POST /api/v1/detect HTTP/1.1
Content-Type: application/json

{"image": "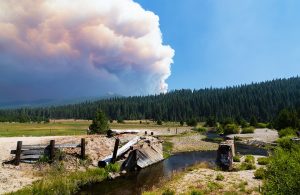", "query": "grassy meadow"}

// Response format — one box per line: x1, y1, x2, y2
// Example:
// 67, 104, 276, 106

0, 120, 183, 137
